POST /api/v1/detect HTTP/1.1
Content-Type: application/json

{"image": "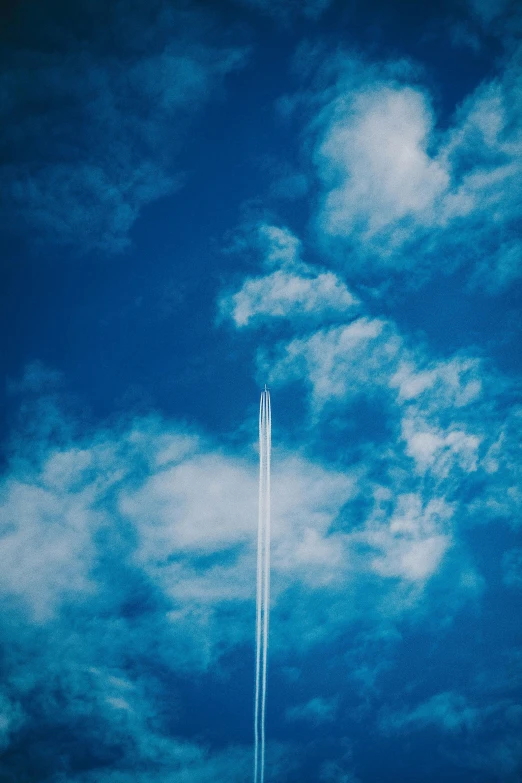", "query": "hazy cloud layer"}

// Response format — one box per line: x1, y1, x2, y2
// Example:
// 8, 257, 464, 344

0, 0, 245, 254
